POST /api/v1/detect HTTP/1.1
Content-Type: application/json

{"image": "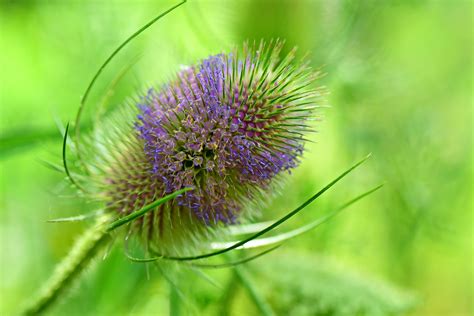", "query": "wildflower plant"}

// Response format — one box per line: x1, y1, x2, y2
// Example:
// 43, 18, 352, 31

23, 1, 381, 314
87, 41, 325, 257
